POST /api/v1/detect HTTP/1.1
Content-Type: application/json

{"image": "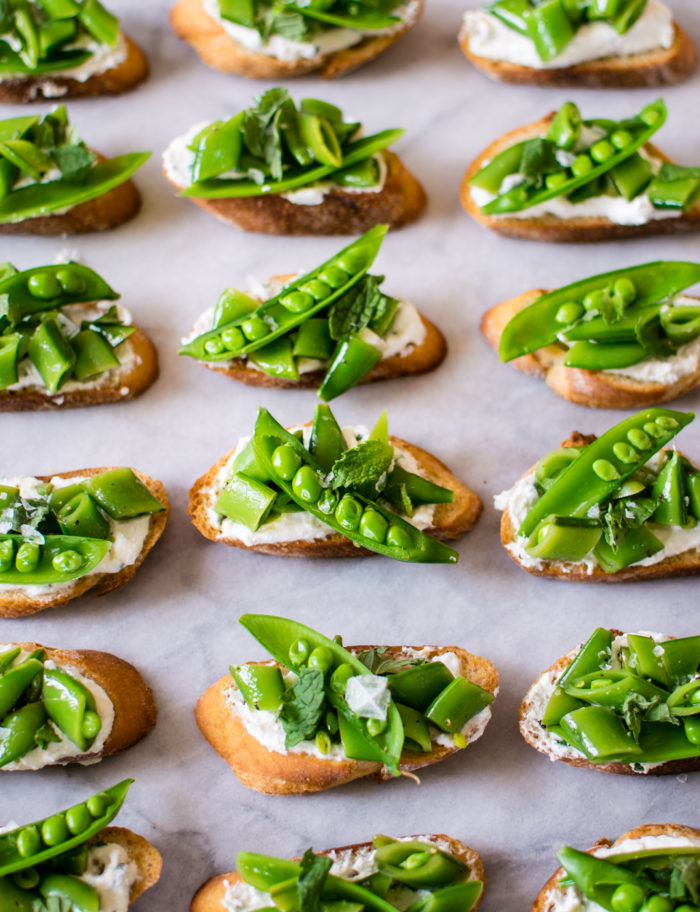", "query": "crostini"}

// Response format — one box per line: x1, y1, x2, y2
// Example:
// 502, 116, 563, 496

192, 834, 484, 912
482, 261, 700, 409
197, 613, 497, 794
0, 467, 169, 617
163, 87, 425, 235
0, 1, 148, 104
460, 0, 697, 88
461, 99, 700, 243
0, 105, 148, 235
534, 824, 700, 912
180, 226, 445, 398
0, 642, 156, 770
189, 404, 481, 563
495, 408, 700, 581
0, 260, 158, 410
171, 0, 423, 80
521, 627, 700, 776
0, 780, 161, 911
